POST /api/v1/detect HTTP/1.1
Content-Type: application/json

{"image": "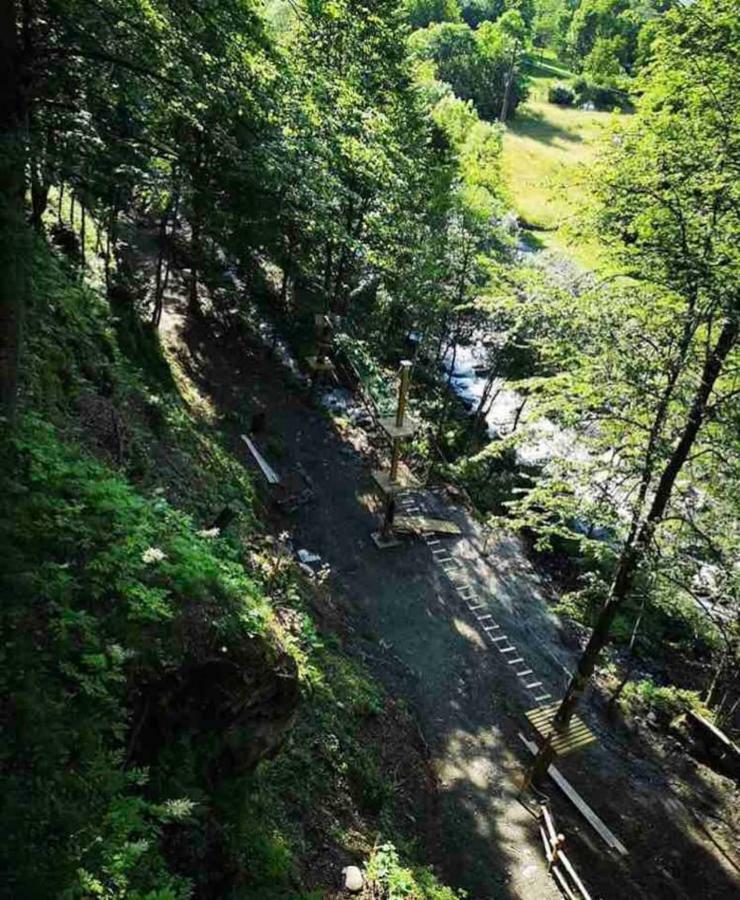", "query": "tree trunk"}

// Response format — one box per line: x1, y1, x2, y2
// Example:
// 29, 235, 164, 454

500, 43, 519, 124
608, 593, 647, 712
467, 363, 499, 447
323, 239, 333, 311
23, 0, 45, 234
510, 396, 527, 433
553, 316, 738, 729
152, 207, 169, 327
80, 203, 86, 268
105, 204, 118, 290
158, 186, 180, 319
30, 155, 47, 232
189, 212, 201, 317
0, 0, 27, 420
